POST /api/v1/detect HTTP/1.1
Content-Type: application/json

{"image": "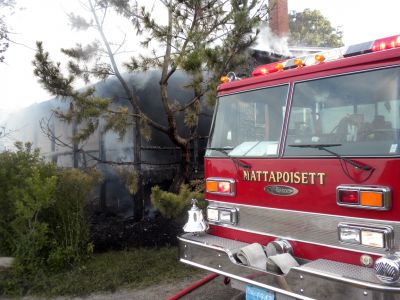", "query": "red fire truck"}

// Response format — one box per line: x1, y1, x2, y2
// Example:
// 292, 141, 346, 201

179, 35, 400, 300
